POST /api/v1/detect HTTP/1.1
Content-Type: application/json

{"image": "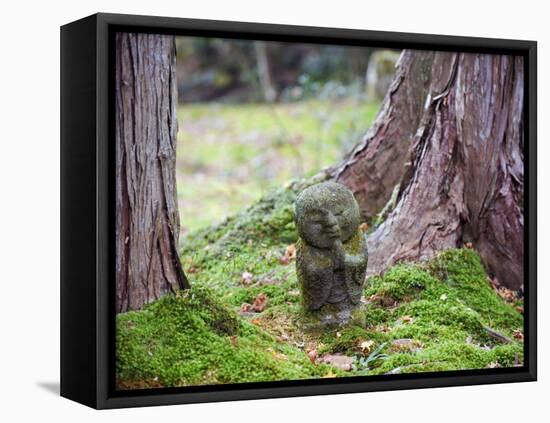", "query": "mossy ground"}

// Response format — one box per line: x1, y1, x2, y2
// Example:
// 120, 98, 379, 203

116, 181, 524, 389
